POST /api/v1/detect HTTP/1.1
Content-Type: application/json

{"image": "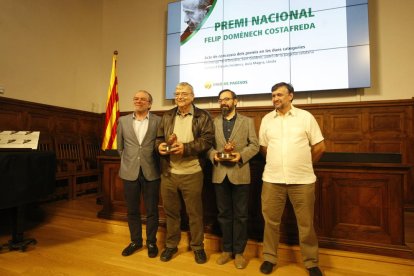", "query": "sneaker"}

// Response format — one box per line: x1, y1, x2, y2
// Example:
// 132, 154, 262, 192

216, 252, 232, 265
234, 254, 247, 269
